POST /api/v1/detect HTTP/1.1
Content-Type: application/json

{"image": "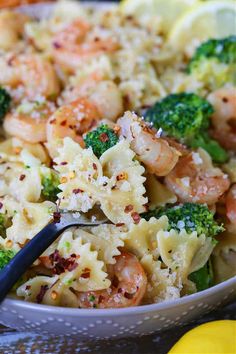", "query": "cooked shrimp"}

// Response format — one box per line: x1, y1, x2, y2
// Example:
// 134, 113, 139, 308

118, 112, 180, 176
76, 252, 147, 308
165, 149, 230, 204
46, 97, 101, 157
62, 74, 123, 121
0, 54, 60, 101
0, 11, 28, 51
208, 87, 236, 152
226, 184, 236, 225
4, 100, 55, 143
52, 19, 118, 72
